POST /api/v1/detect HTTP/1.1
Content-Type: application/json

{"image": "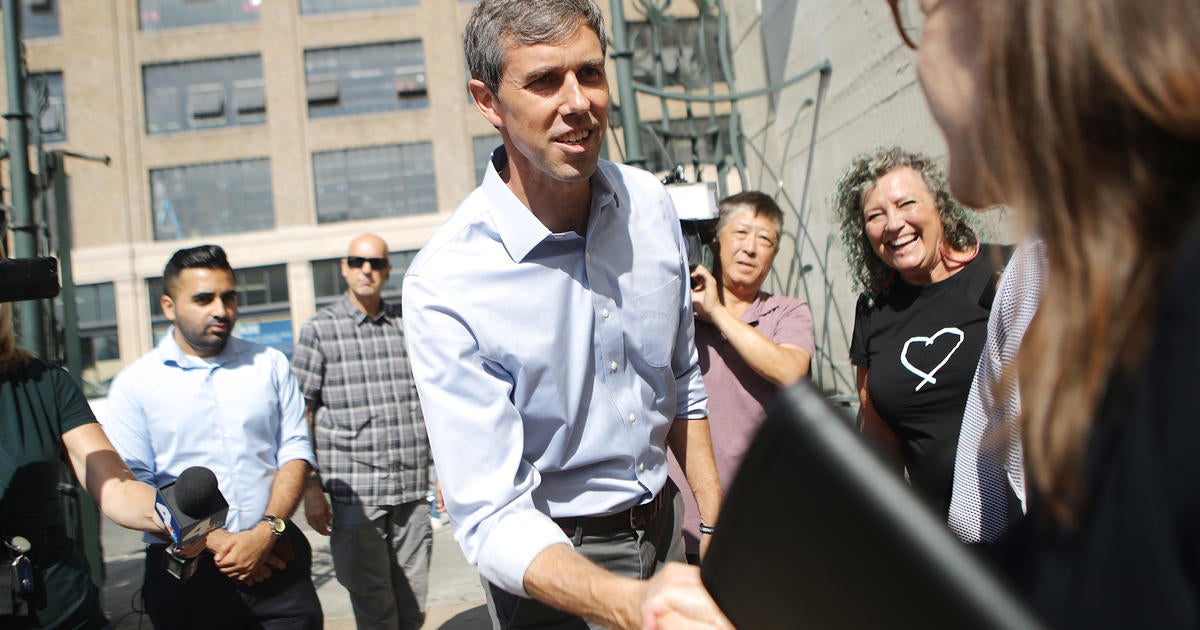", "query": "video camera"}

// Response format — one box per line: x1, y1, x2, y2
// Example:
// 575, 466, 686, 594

664, 176, 720, 273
